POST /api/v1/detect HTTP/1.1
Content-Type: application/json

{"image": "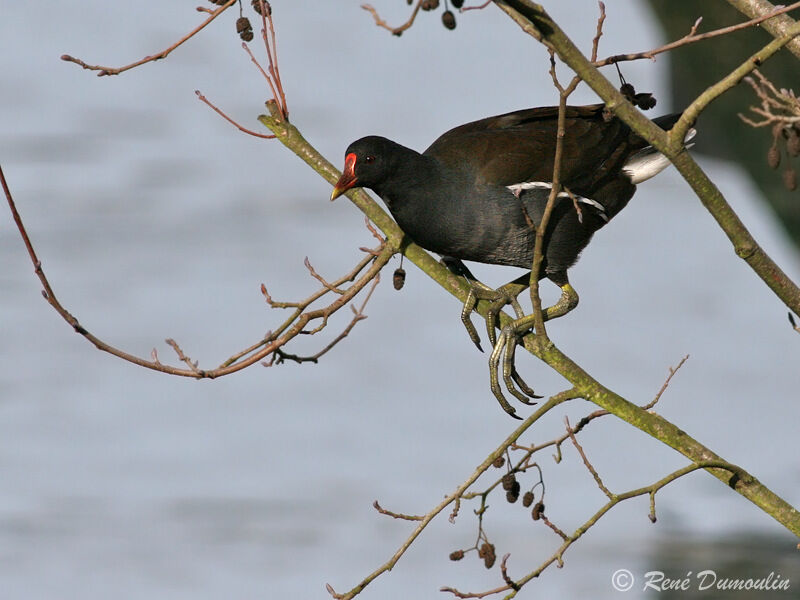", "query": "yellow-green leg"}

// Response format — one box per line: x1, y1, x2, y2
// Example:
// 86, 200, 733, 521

489, 281, 579, 417
460, 273, 530, 352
